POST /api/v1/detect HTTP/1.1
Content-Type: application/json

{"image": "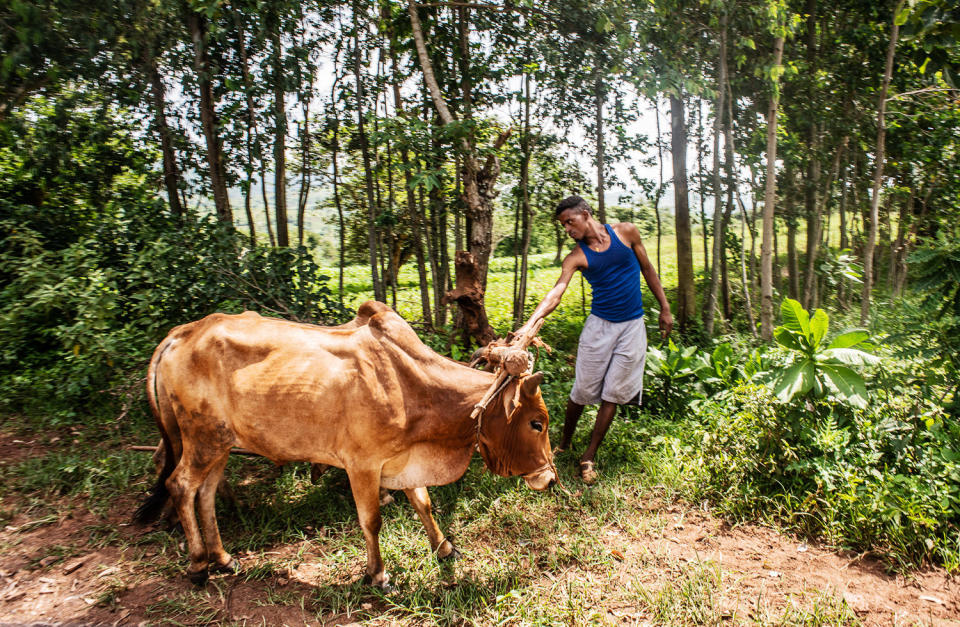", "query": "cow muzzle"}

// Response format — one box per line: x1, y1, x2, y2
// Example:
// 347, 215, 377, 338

522, 462, 558, 491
